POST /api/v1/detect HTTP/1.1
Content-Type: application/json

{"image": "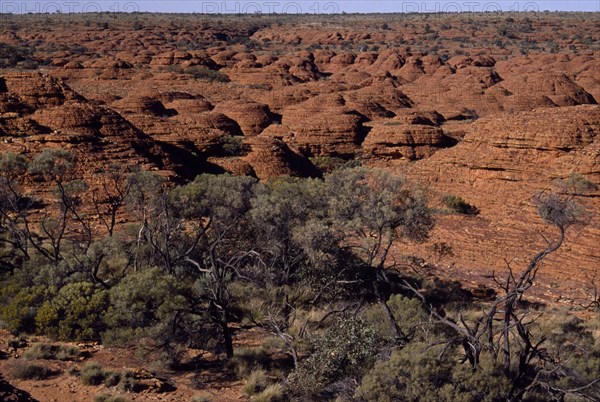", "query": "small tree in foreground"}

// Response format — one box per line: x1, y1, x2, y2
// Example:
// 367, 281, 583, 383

325, 168, 434, 344
400, 192, 597, 400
